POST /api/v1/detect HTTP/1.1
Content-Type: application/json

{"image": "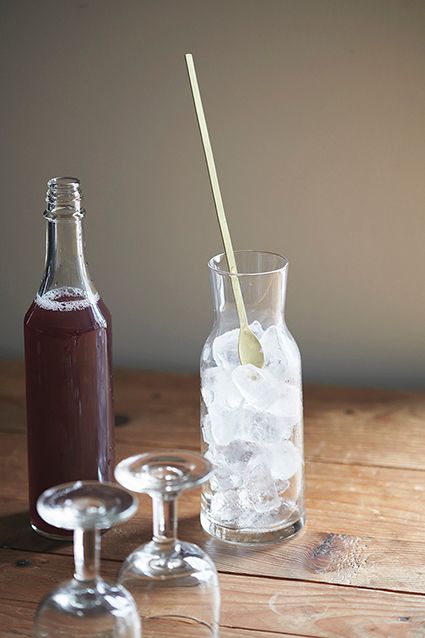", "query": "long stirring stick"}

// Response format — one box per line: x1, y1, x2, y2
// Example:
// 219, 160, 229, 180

185, 53, 264, 368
